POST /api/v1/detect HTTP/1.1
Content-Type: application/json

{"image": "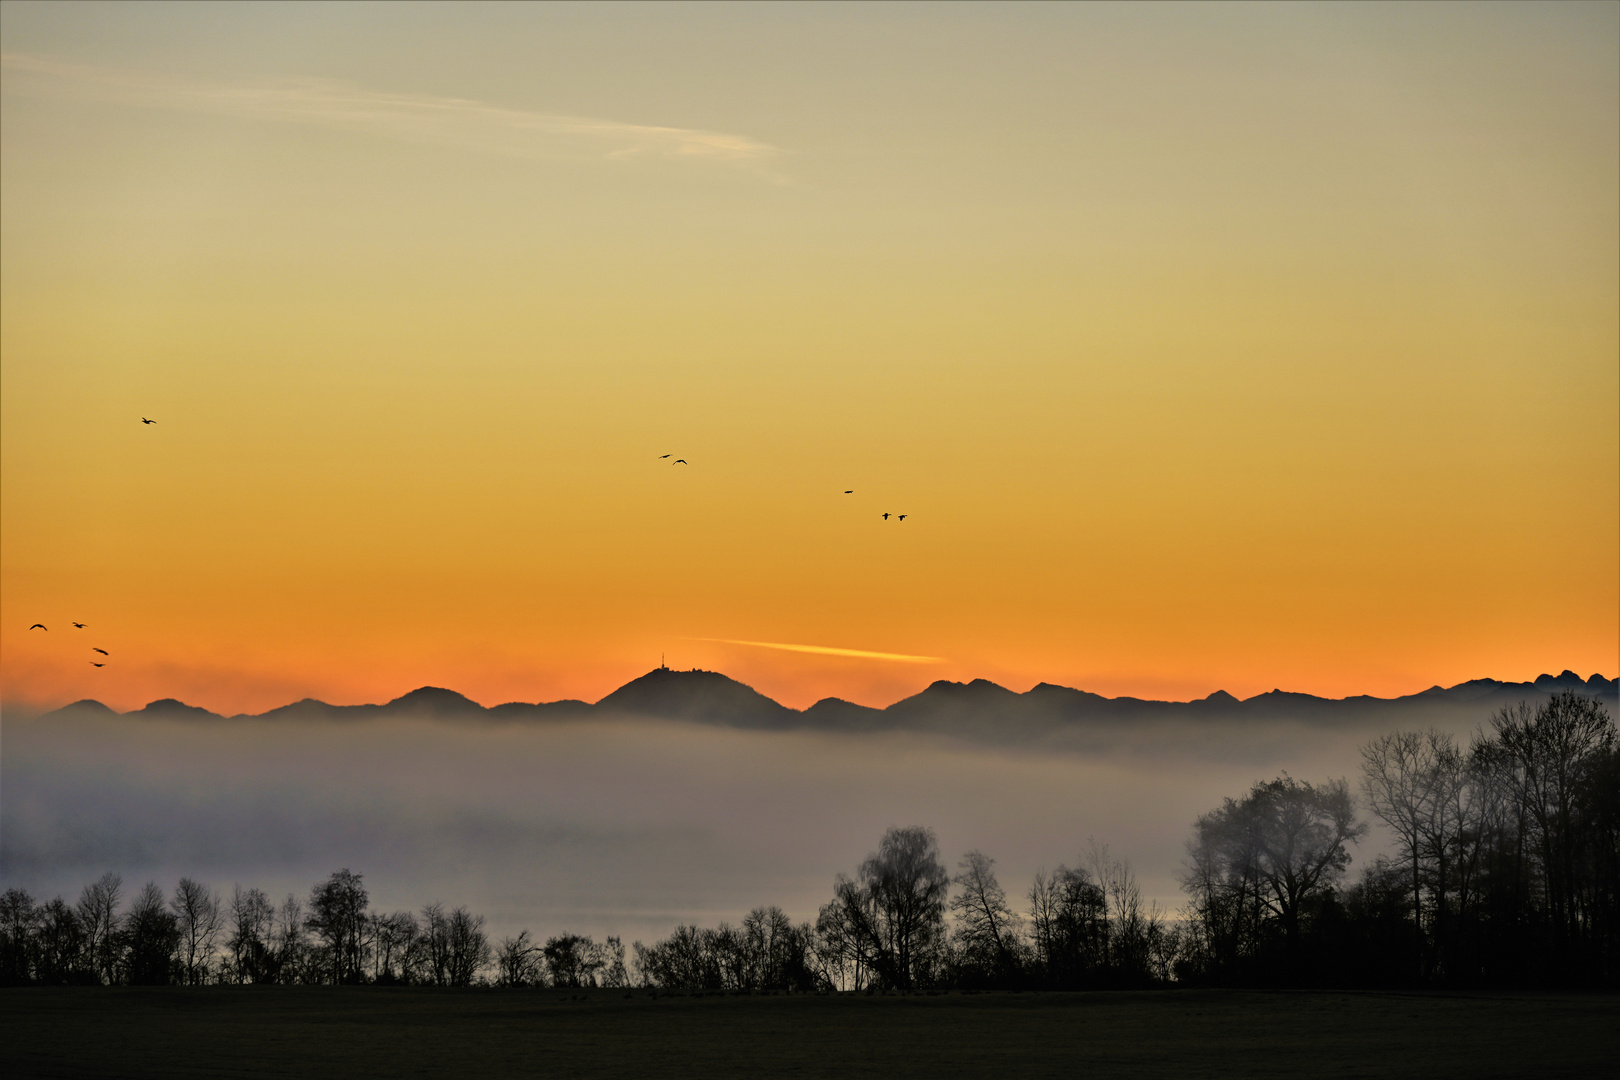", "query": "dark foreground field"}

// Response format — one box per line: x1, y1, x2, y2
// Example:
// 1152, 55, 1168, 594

2, 987, 1615, 1079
